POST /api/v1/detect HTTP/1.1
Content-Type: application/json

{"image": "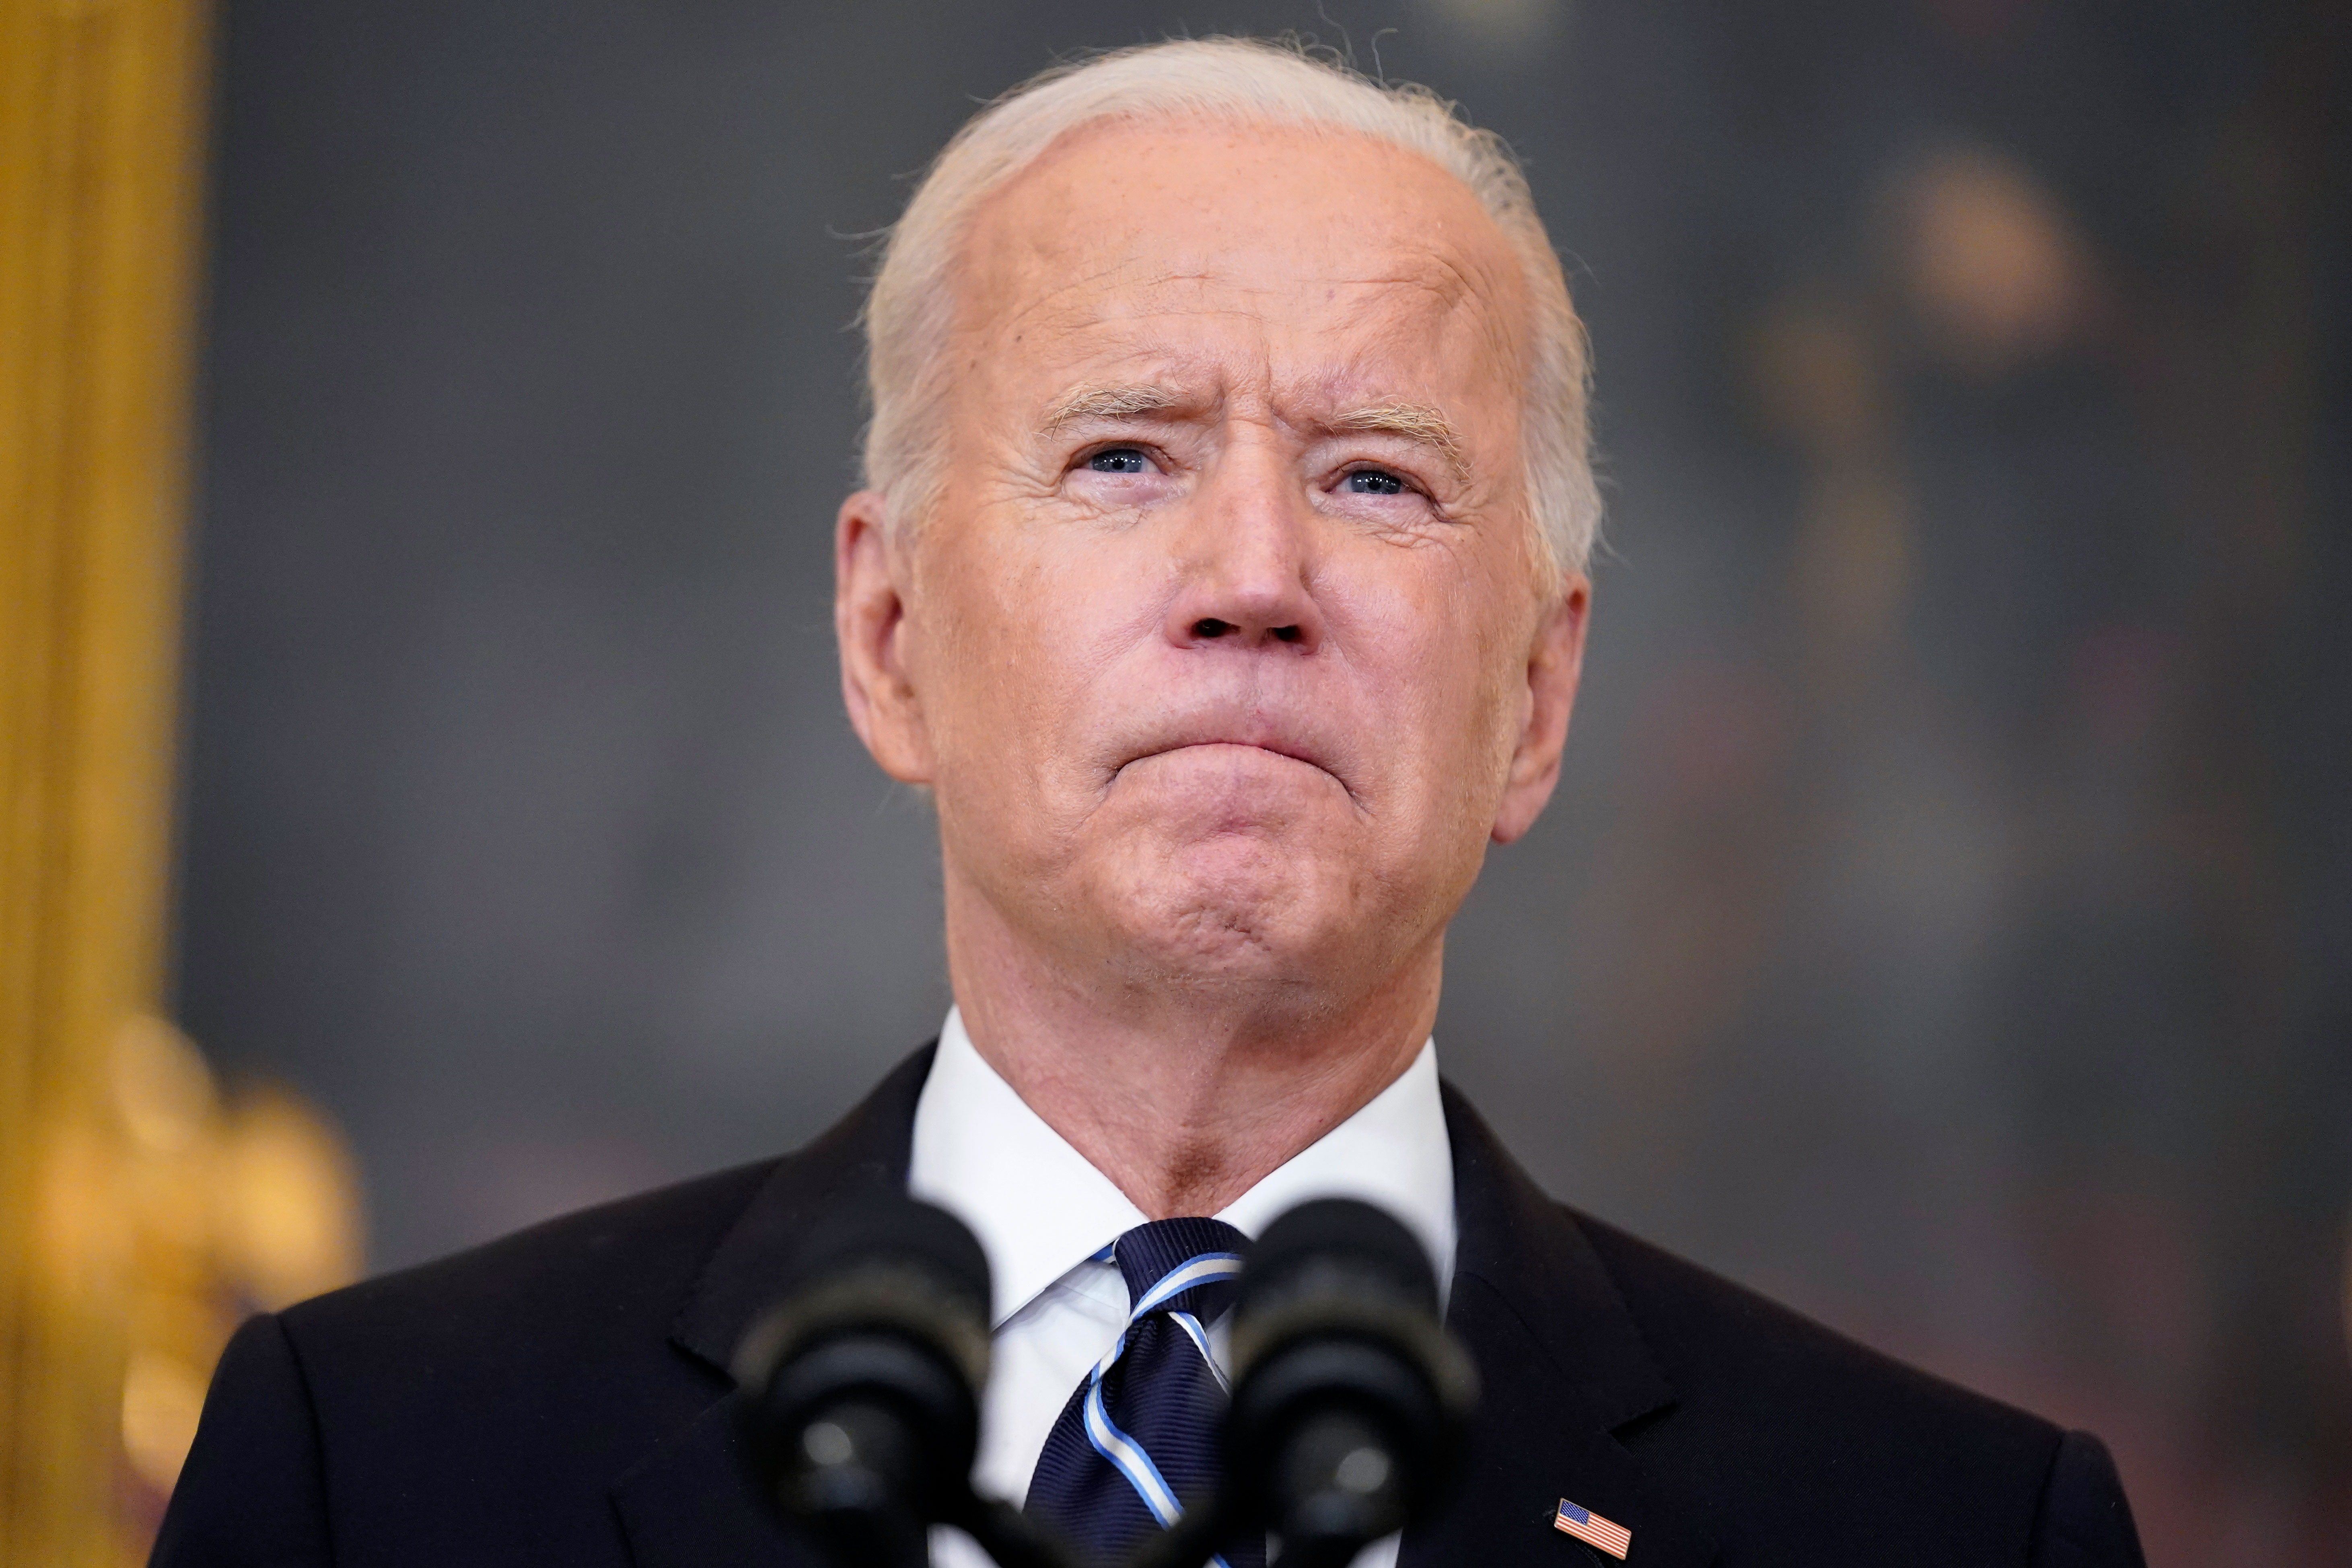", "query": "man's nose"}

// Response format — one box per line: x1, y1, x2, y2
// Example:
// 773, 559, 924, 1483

1162, 449, 1325, 655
